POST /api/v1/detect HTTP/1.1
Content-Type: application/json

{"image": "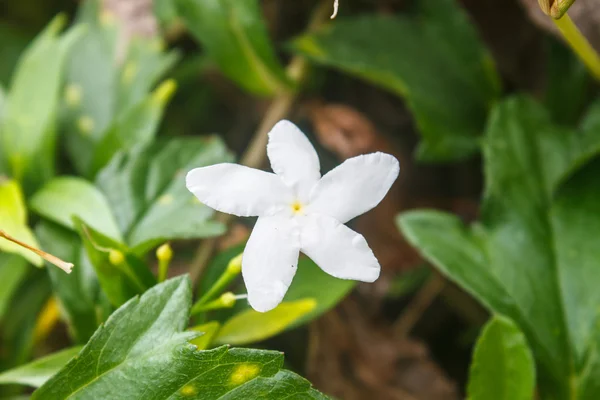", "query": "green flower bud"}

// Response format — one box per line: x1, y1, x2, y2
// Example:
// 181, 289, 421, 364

538, 0, 576, 19
156, 243, 173, 263
220, 292, 236, 308
108, 249, 125, 266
